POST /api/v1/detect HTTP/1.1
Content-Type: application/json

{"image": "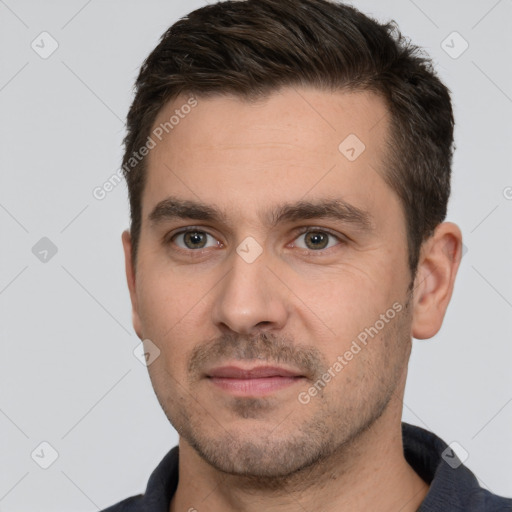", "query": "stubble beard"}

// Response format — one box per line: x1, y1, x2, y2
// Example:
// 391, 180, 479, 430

151, 299, 413, 489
